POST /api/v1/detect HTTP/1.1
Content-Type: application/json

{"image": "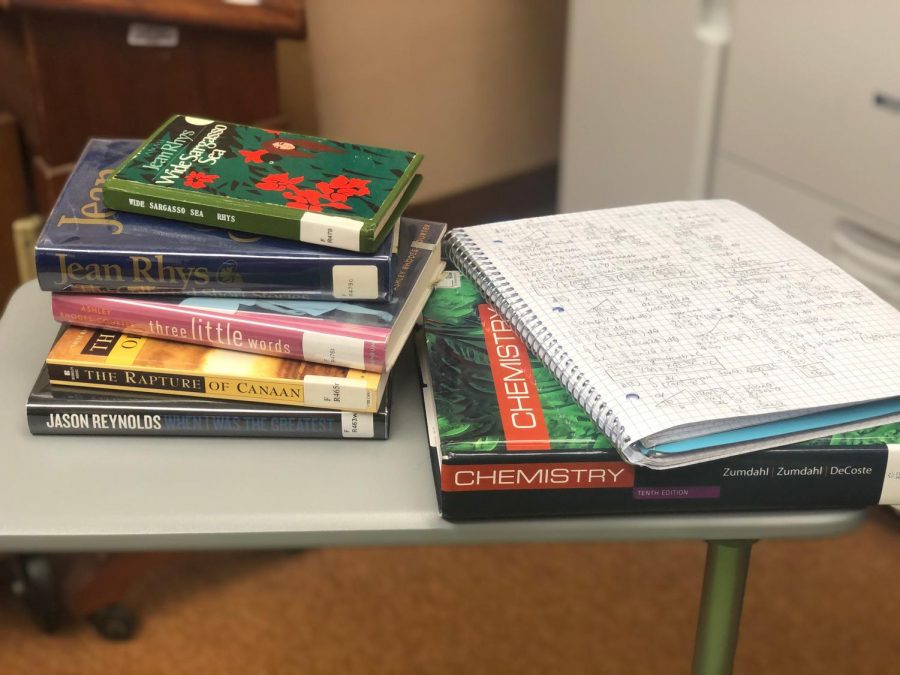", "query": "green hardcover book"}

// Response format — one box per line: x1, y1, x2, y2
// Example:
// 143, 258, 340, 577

419, 270, 900, 520
102, 115, 423, 252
